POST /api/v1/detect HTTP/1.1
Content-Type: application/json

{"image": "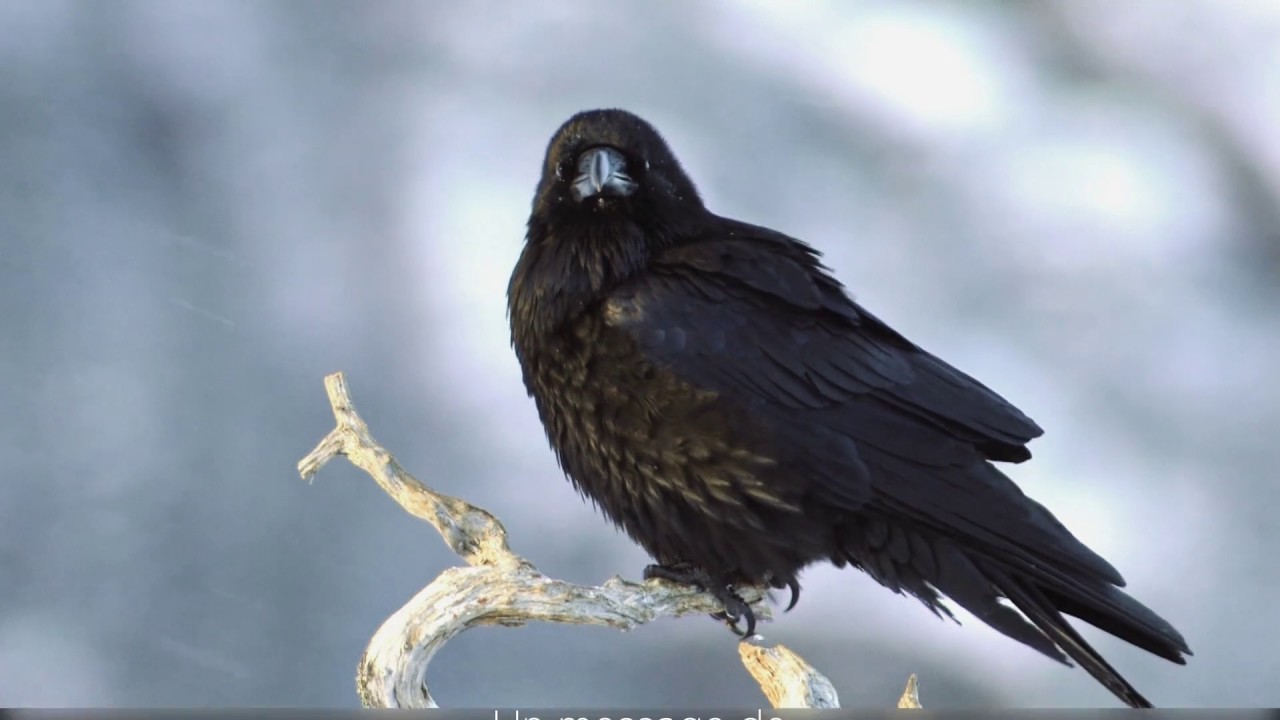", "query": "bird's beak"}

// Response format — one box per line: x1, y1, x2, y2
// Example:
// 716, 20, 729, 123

571, 146, 636, 202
